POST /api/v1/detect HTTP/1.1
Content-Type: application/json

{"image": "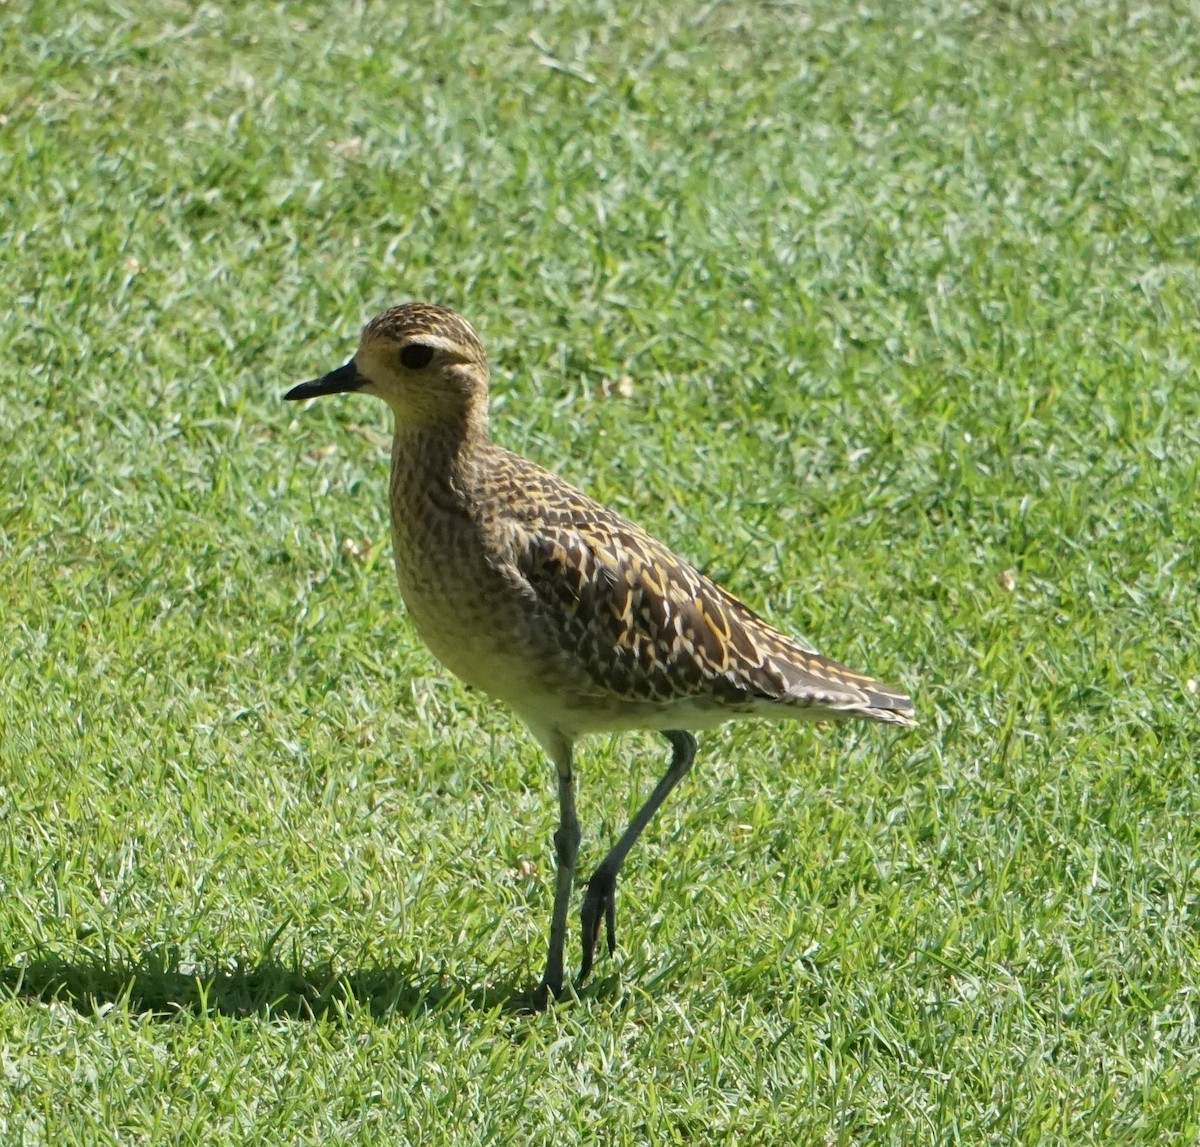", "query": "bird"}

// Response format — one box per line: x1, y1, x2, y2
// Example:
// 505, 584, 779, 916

284, 302, 914, 1003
